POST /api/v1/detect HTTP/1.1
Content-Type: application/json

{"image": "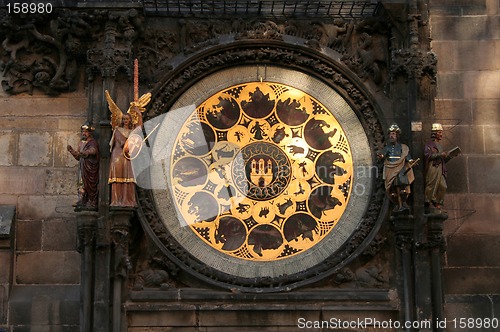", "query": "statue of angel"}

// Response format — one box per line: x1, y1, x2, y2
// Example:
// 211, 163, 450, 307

105, 90, 151, 207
